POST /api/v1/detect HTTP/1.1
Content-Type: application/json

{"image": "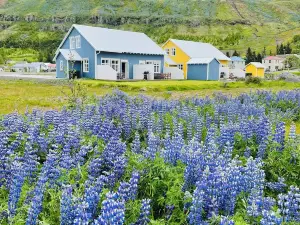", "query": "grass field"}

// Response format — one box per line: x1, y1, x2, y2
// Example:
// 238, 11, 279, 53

1, 79, 300, 115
